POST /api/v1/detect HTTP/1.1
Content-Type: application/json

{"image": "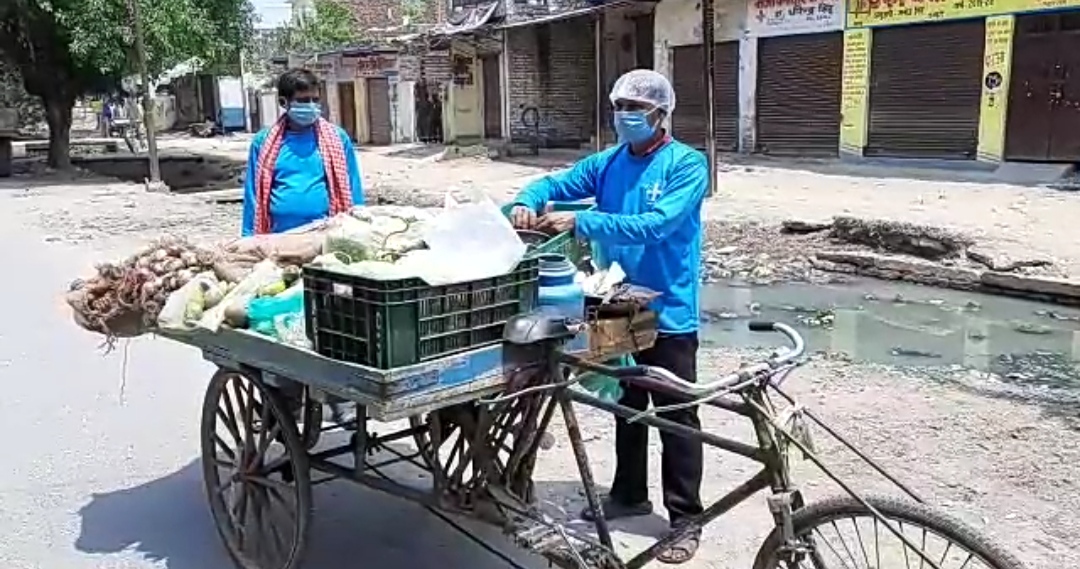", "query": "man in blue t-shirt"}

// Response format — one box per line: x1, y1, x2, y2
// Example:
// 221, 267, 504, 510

509, 69, 708, 564
241, 68, 364, 425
